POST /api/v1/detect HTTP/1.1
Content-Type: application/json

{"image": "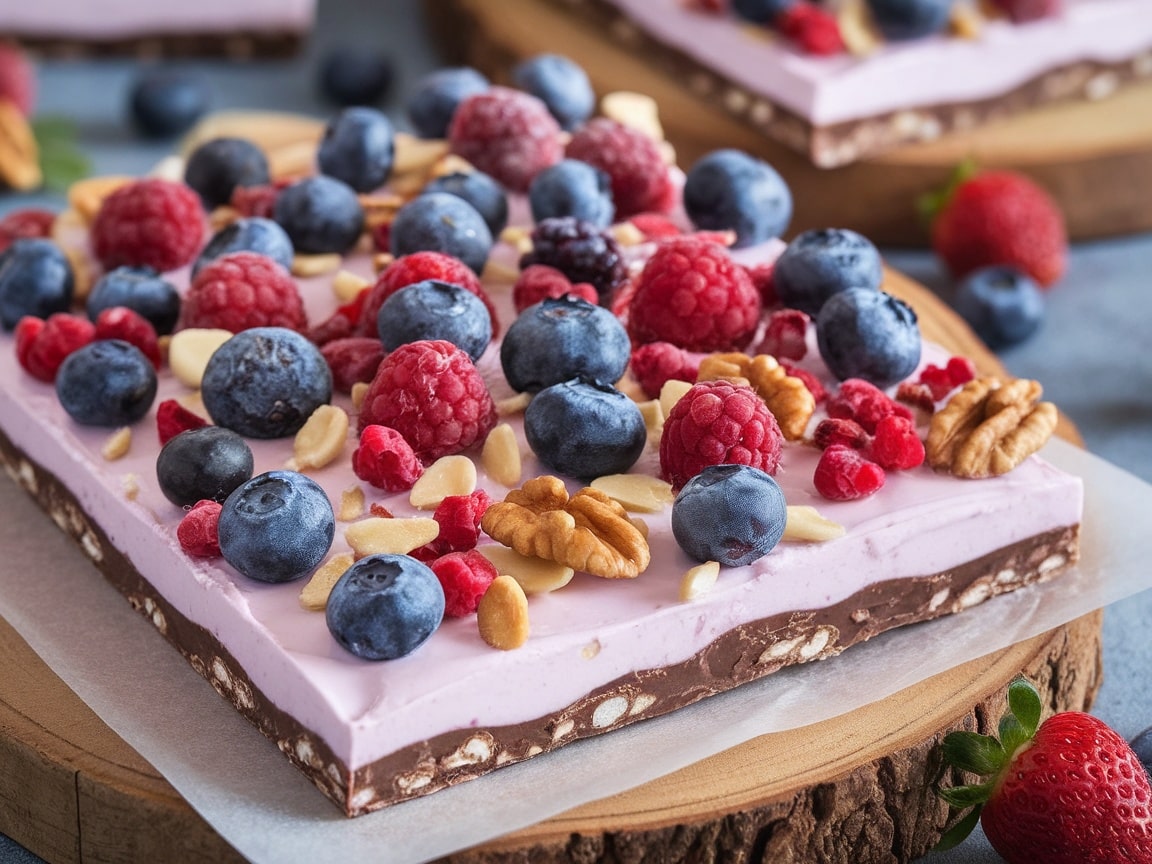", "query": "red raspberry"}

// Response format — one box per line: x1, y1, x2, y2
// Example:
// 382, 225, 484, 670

745, 262, 779, 309
813, 417, 870, 451
15, 314, 95, 382
565, 118, 673, 219
448, 87, 563, 194
371, 220, 392, 253
229, 183, 279, 219
358, 340, 497, 463
779, 360, 827, 404
907, 356, 978, 403
918, 363, 956, 402
0, 42, 36, 116
755, 309, 809, 361
512, 264, 598, 314
946, 355, 977, 387
429, 550, 498, 618
659, 380, 784, 490
628, 213, 682, 241
320, 337, 386, 393
0, 208, 55, 253
352, 425, 425, 492
358, 251, 497, 337
156, 399, 209, 445
412, 489, 494, 560
628, 238, 761, 352
776, 2, 846, 56
177, 500, 223, 558
629, 341, 699, 399
309, 288, 369, 346
94, 307, 161, 368
895, 381, 936, 414
813, 445, 885, 501
370, 503, 394, 519
91, 178, 205, 273
867, 415, 925, 471
181, 252, 306, 333
827, 378, 913, 434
